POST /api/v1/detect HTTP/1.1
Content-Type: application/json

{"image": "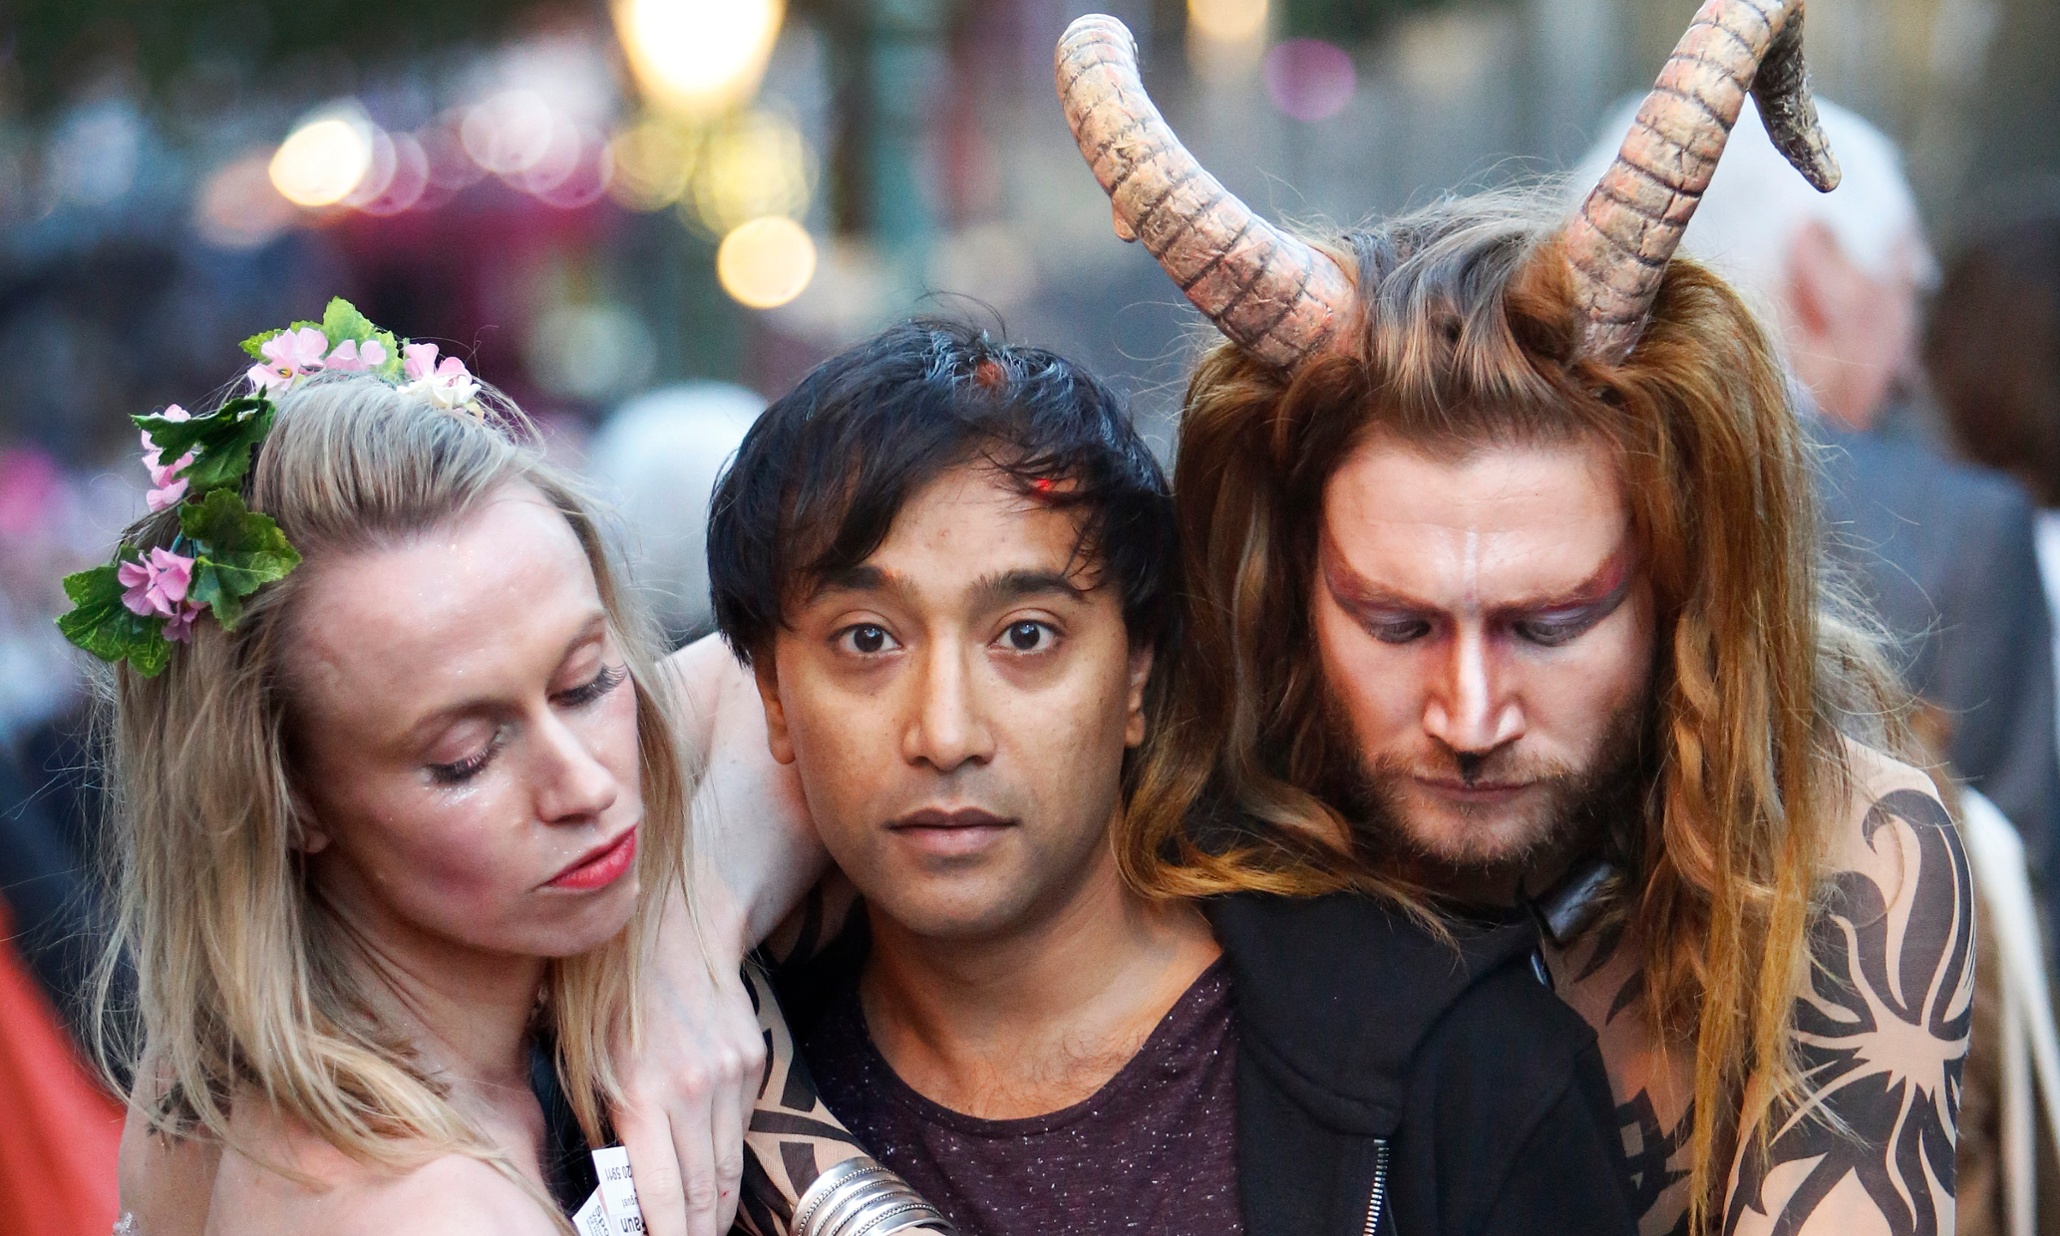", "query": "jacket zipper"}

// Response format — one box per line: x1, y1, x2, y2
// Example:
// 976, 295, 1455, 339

1363, 1139, 1390, 1236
